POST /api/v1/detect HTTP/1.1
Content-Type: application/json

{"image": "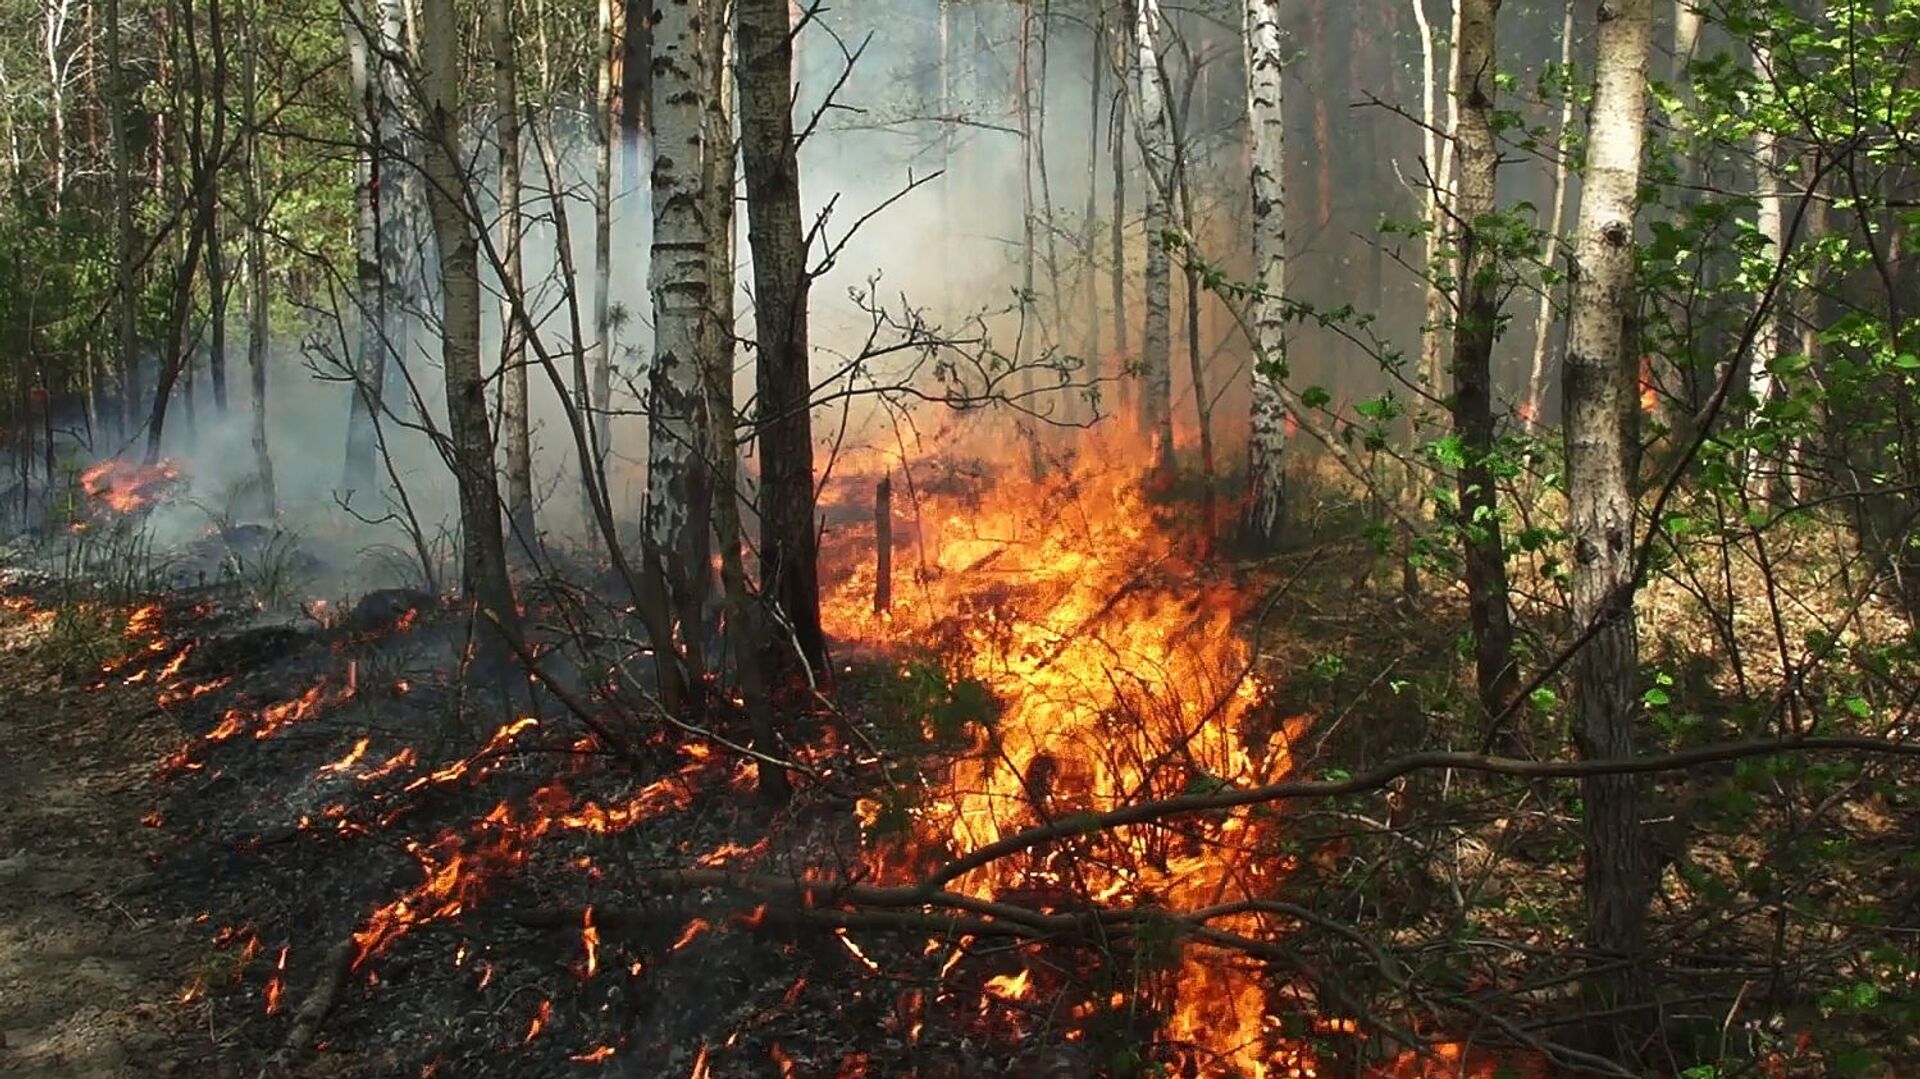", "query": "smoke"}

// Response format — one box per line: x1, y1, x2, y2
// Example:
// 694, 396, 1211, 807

20, 0, 1589, 586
